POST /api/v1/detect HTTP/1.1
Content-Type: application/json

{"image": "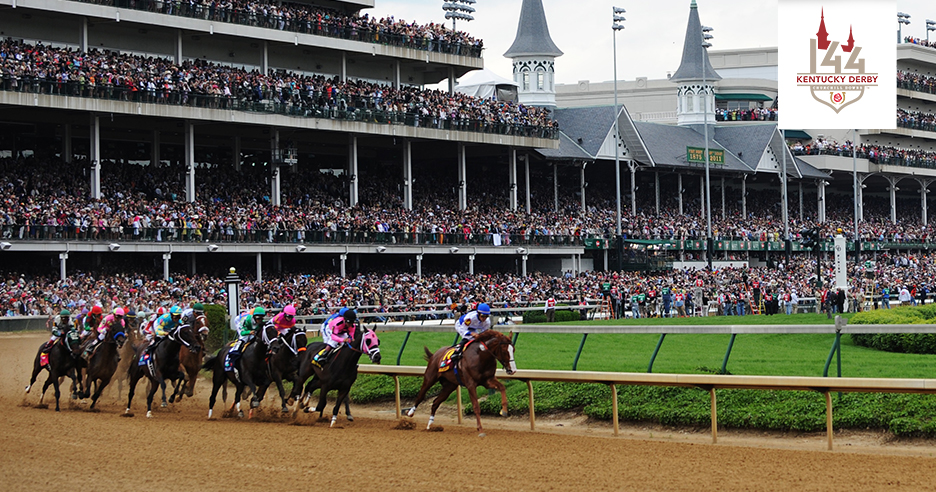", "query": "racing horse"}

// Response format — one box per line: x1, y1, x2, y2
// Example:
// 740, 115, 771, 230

293, 326, 381, 427
124, 322, 200, 418
24, 331, 83, 412
255, 327, 307, 414
166, 313, 210, 404
407, 330, 516, 436
202, 328, 274, 419
78, 321, 128, 411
